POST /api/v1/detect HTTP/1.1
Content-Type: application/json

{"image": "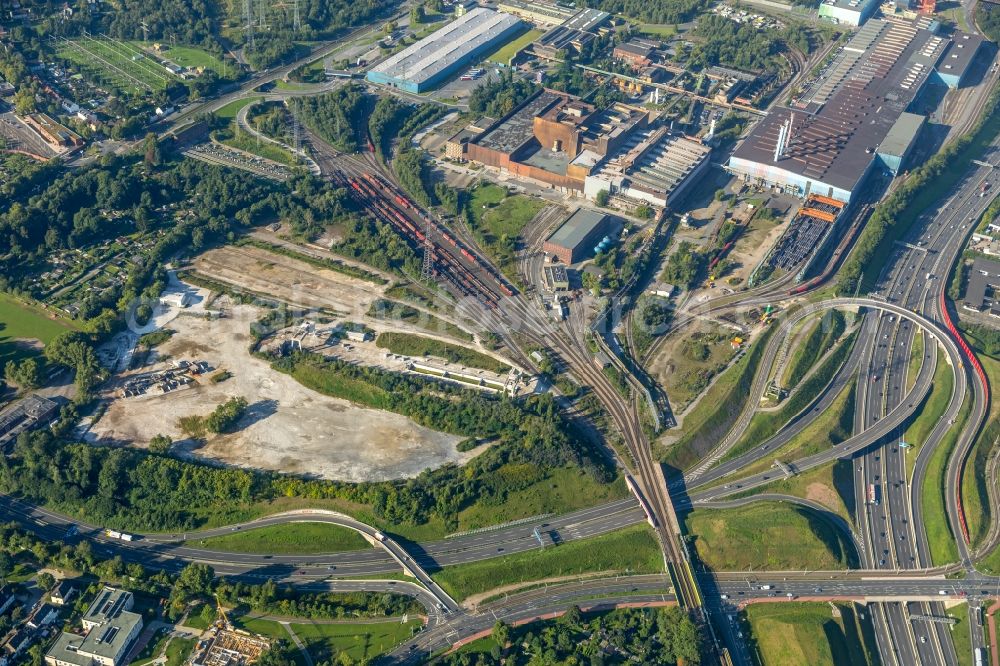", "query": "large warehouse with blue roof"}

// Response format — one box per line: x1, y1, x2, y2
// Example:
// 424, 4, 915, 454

366, 8, 525, 93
